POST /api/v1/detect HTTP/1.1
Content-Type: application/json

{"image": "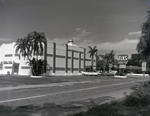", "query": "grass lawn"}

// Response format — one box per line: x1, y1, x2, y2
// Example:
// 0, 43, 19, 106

70, 80, 150, 116
70, 101, 150, 116
0, 75, 120, 87
0, 75, 150, 116
0, 95, 150, 116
